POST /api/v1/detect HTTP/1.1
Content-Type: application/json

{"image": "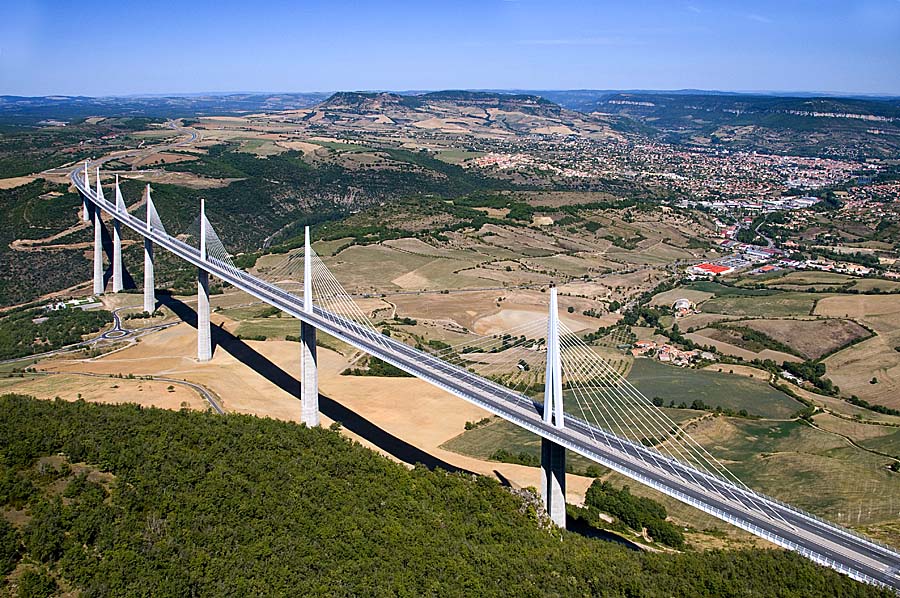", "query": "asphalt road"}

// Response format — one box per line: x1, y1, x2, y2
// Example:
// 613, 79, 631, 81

72, 166, 900, 590
10, 370, 223, 415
